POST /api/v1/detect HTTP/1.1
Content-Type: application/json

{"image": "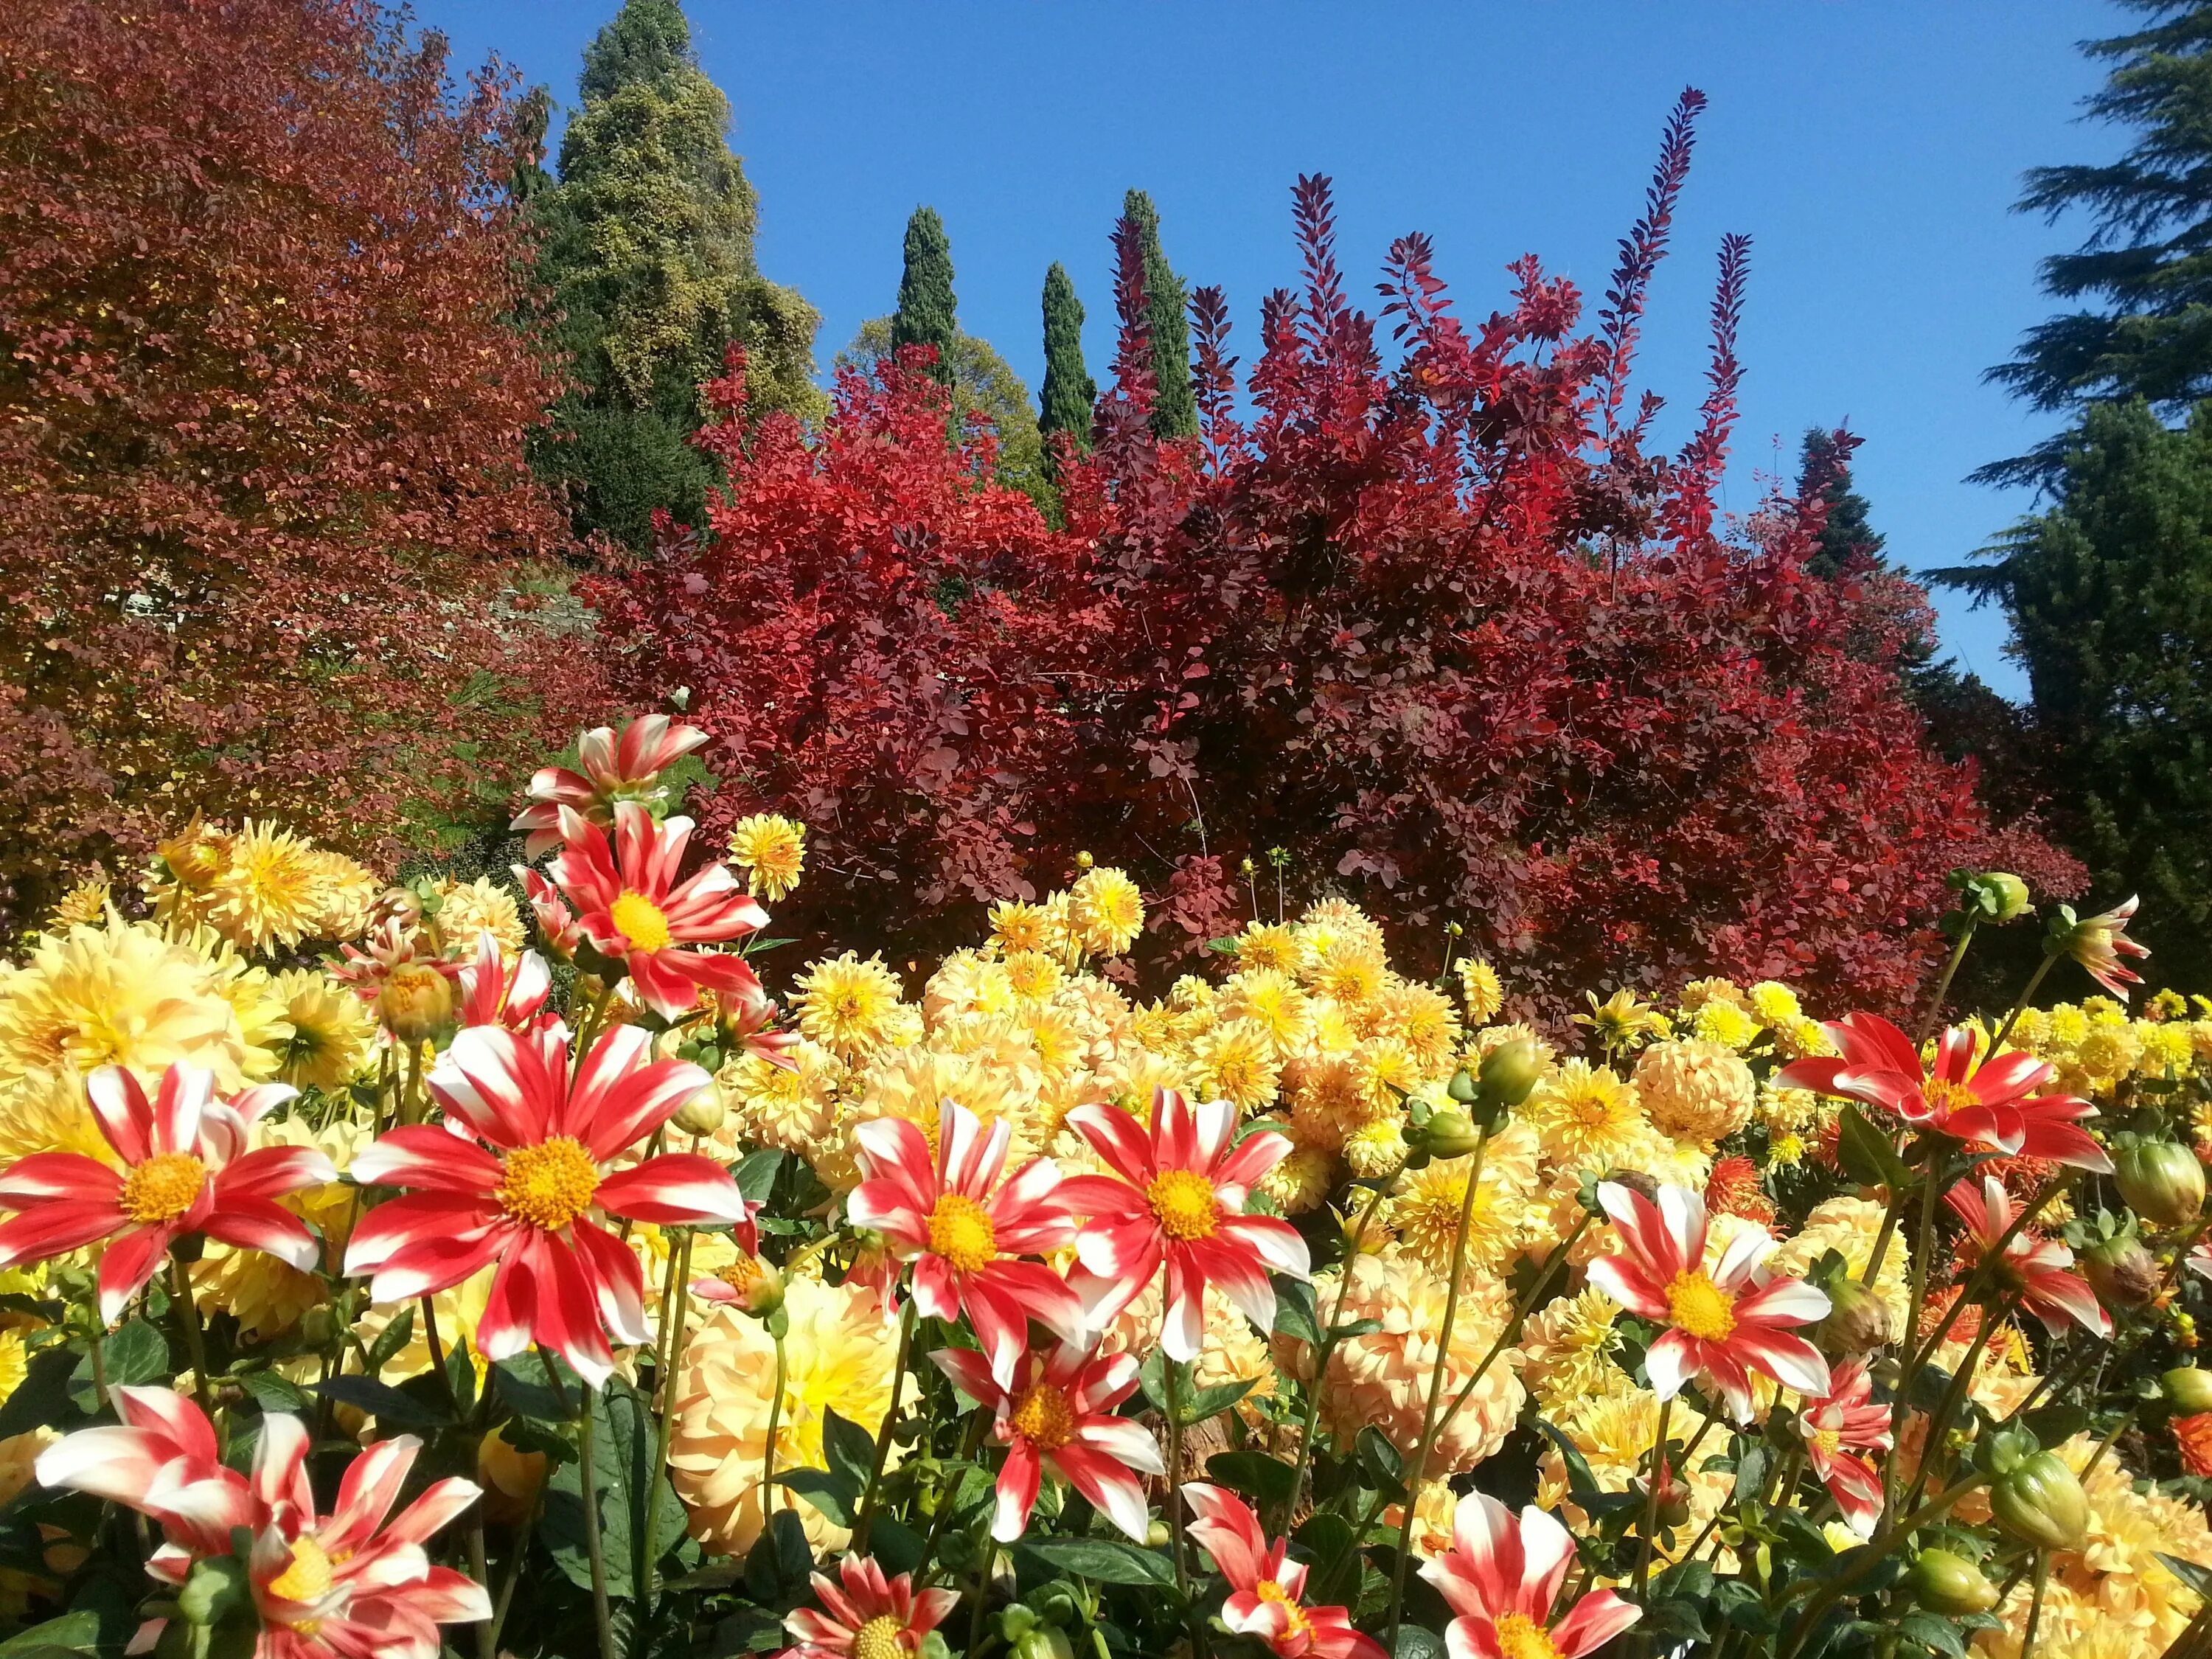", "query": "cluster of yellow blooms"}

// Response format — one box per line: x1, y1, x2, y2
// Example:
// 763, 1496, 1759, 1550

4, 808, 2212, 1659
